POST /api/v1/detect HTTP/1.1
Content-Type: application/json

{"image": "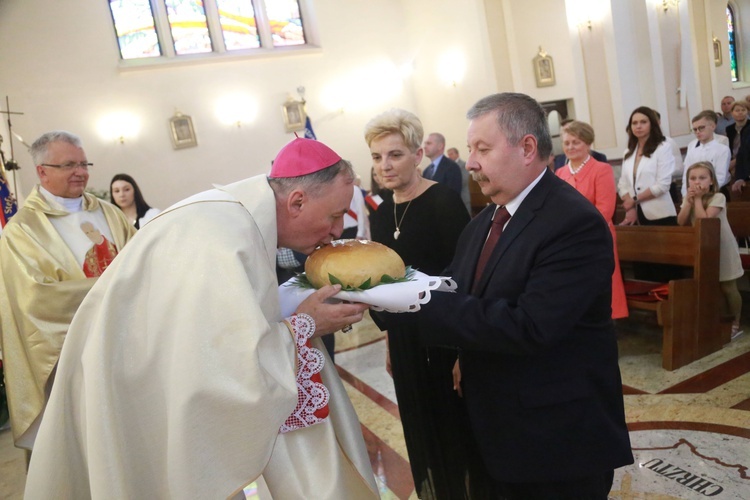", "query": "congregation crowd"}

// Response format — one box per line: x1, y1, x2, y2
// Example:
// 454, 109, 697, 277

0, 91, 747, 499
